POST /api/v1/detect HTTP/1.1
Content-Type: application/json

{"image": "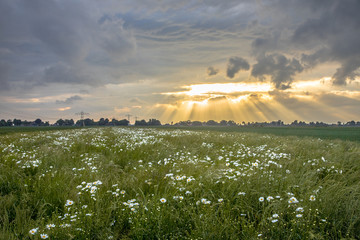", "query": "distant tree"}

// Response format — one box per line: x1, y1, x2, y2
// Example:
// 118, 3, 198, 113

148, 119, 161, 126
65, 119, 74, 126
206, 120, 218, 126
291, 120, 298, 126
7, 119, 13, 126
34, 118, 43, 126
176, 120, 191, 126
56, 119, 65, 126
220, 120, 228, 126
84, 118, 95, 126
111, 118, 119, 125
135, 119, 148, 126
0, 119, 6, 126
118, 119, 129, 126
98, 118, 109, 126
191, 121, 203, 126
13, 119, 22, 126
227, 120, 237, 126
346, 120, 355, 126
